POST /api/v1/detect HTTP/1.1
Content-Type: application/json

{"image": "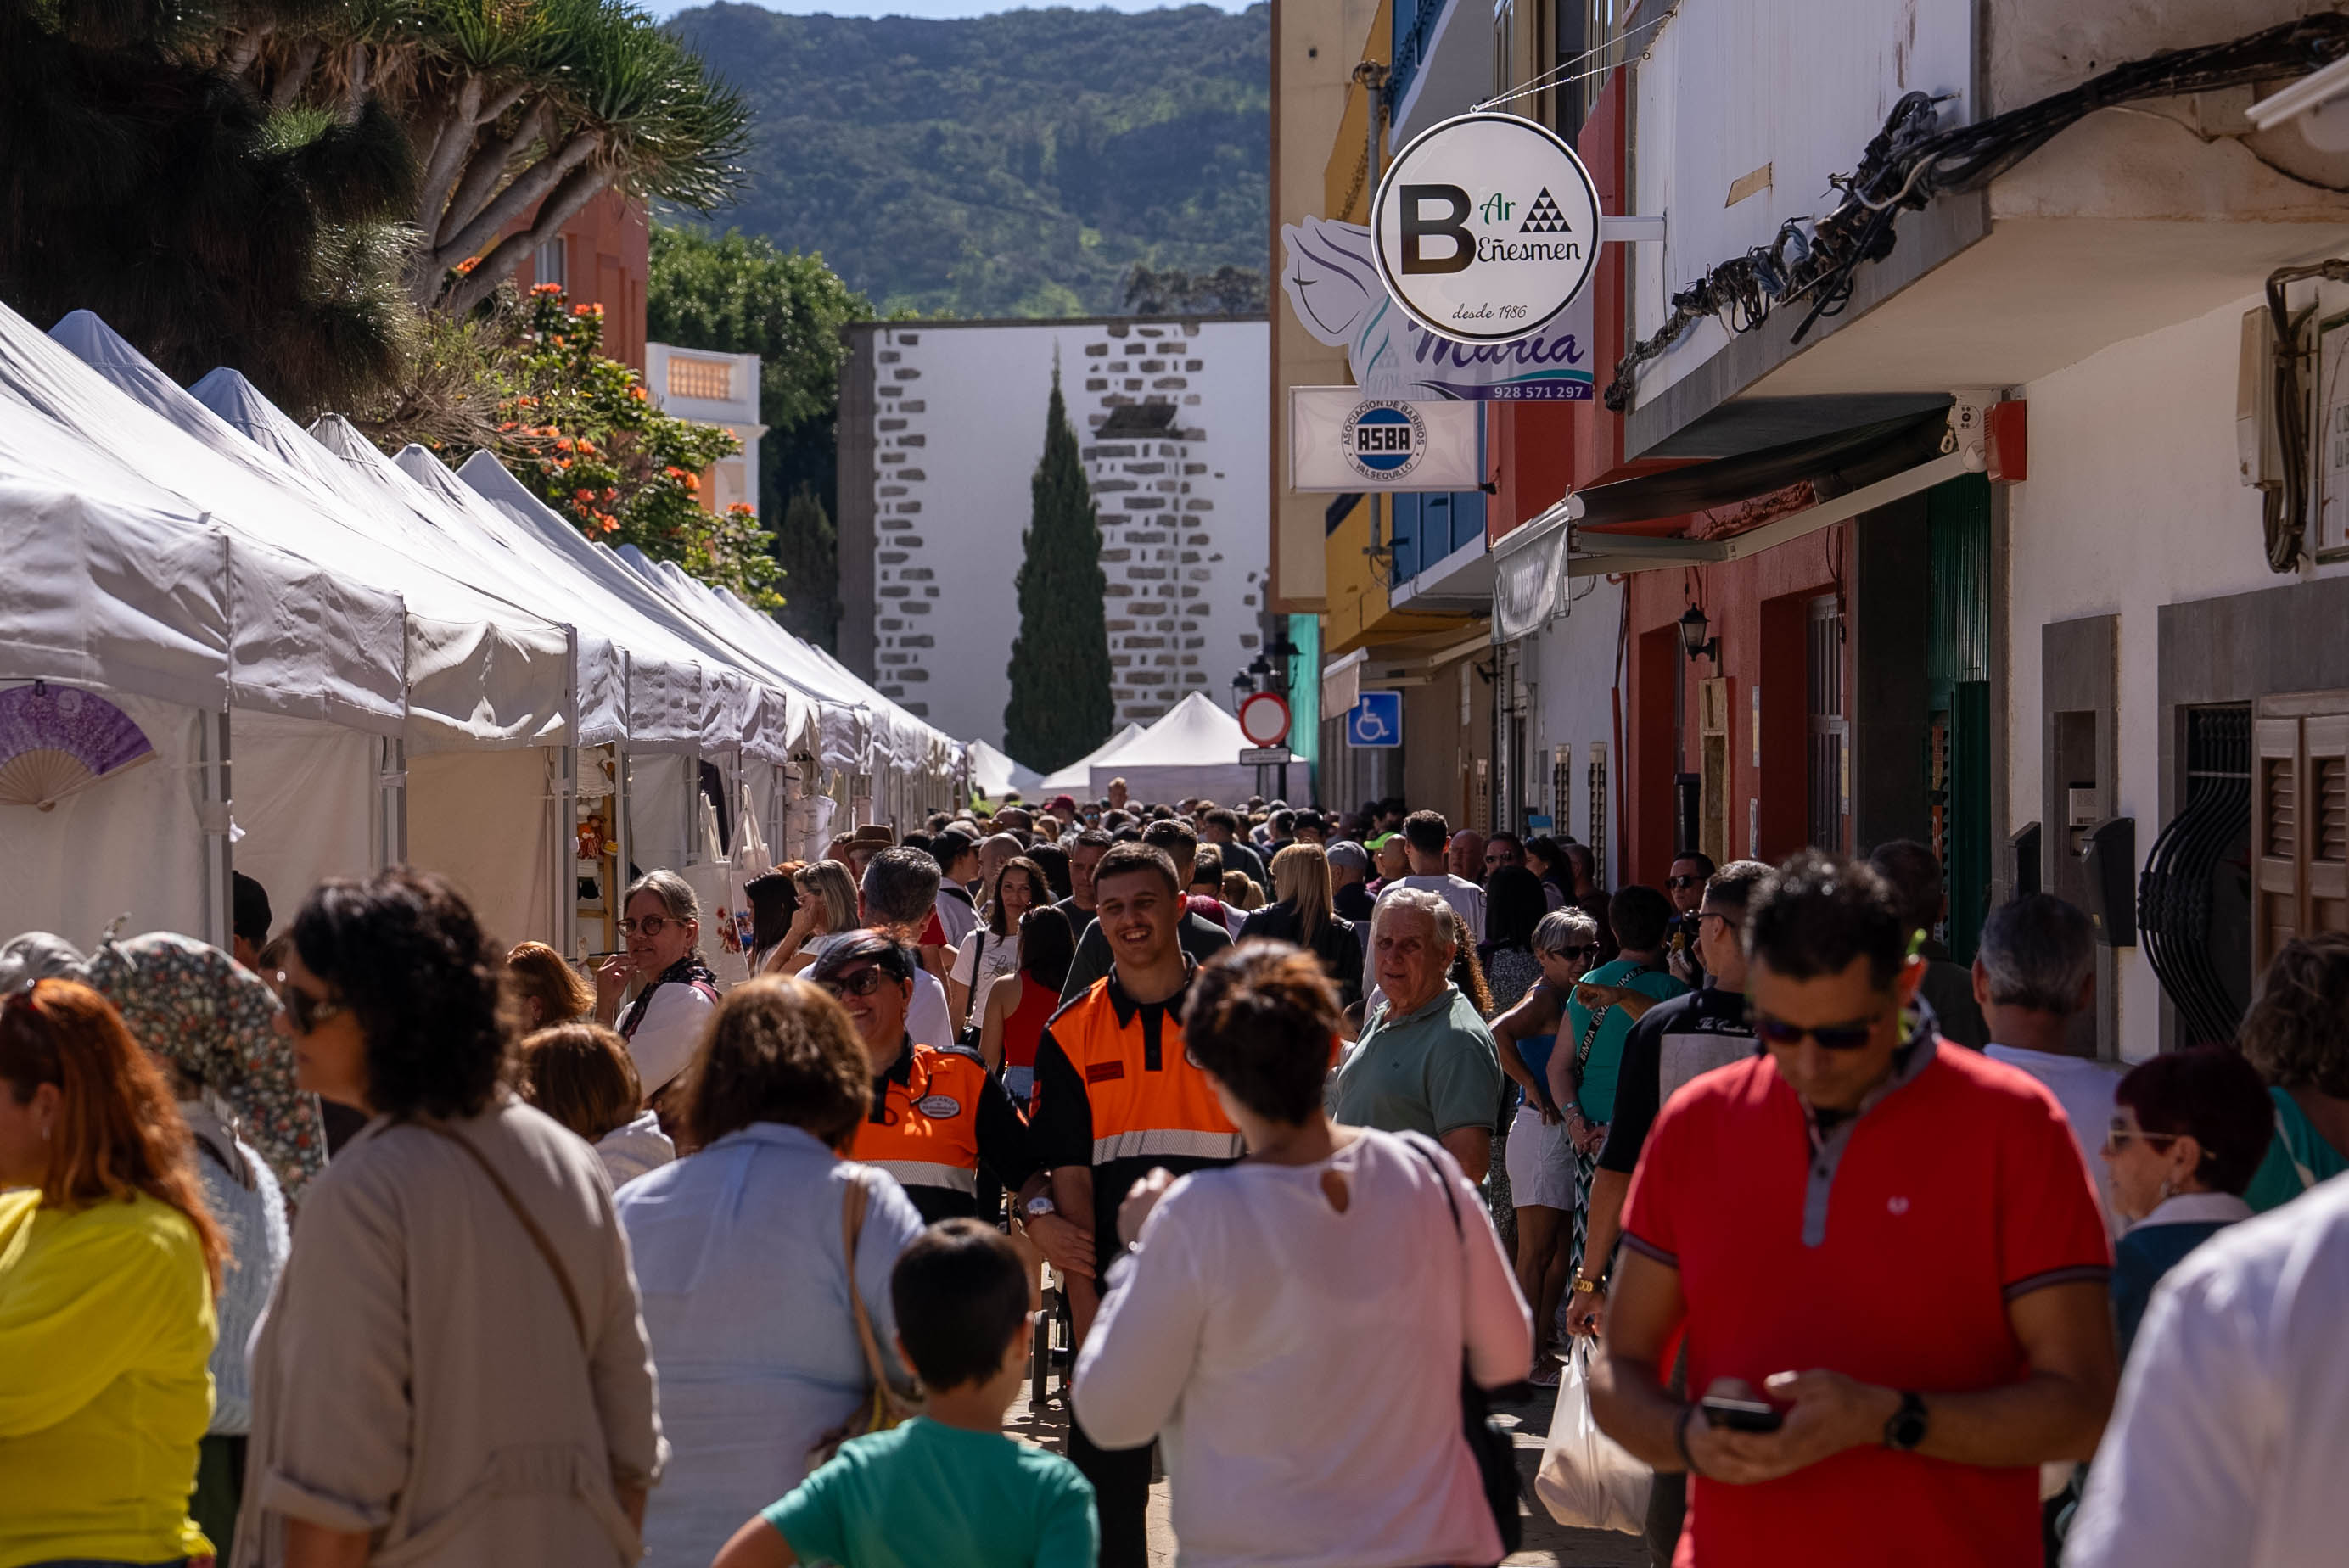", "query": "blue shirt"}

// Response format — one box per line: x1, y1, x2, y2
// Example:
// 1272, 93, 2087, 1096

1562, 959, 1688, 1123
765, 1416, 1097, 1568
616, 1123, 927, 1566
